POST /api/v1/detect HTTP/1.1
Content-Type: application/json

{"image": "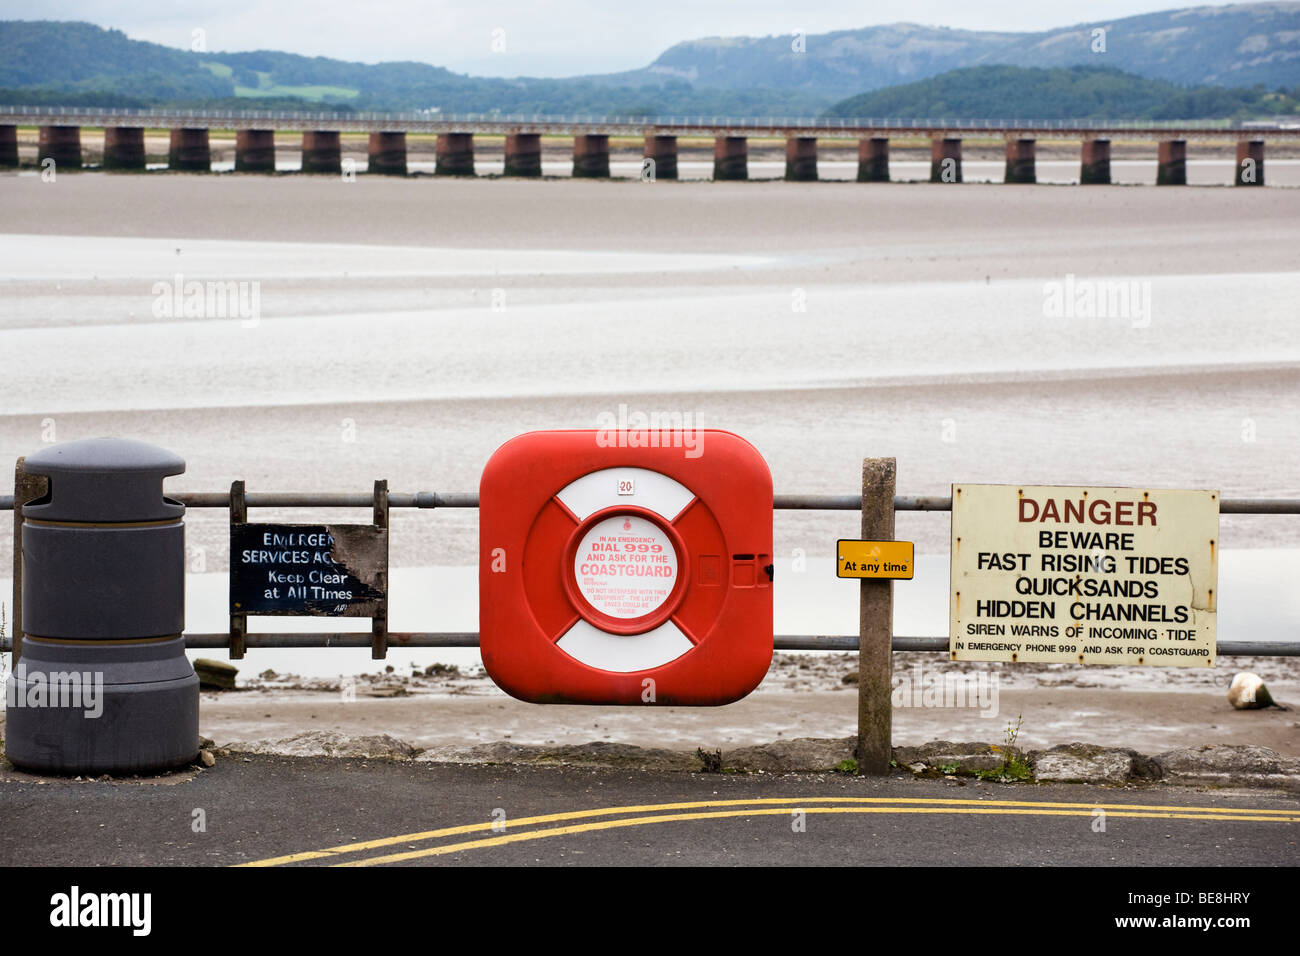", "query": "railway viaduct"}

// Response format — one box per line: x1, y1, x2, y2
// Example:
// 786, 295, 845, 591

0, 106, 1289, 185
